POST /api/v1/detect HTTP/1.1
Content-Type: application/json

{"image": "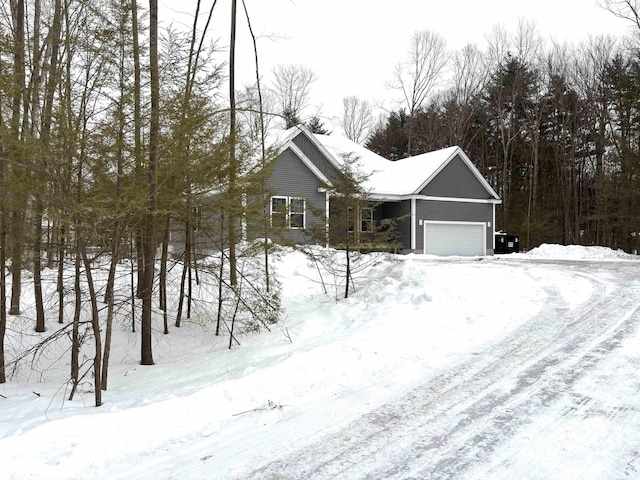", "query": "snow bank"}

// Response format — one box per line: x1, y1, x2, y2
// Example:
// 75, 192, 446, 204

521, 243, 639, 261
